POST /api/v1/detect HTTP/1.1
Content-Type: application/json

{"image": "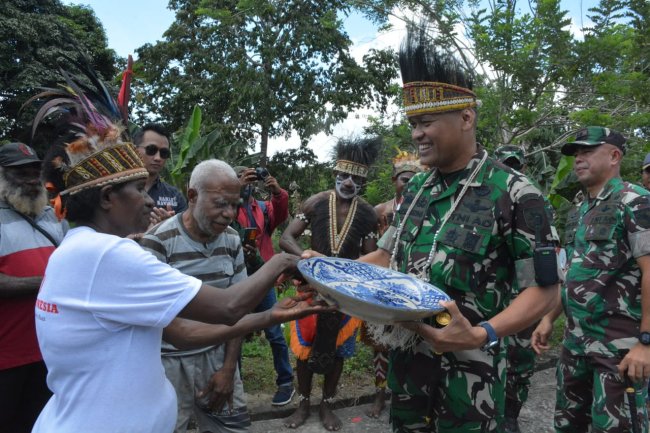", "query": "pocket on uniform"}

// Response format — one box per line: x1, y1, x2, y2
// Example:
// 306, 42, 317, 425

582, 224, 625, 269
436, 224, 492, 293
